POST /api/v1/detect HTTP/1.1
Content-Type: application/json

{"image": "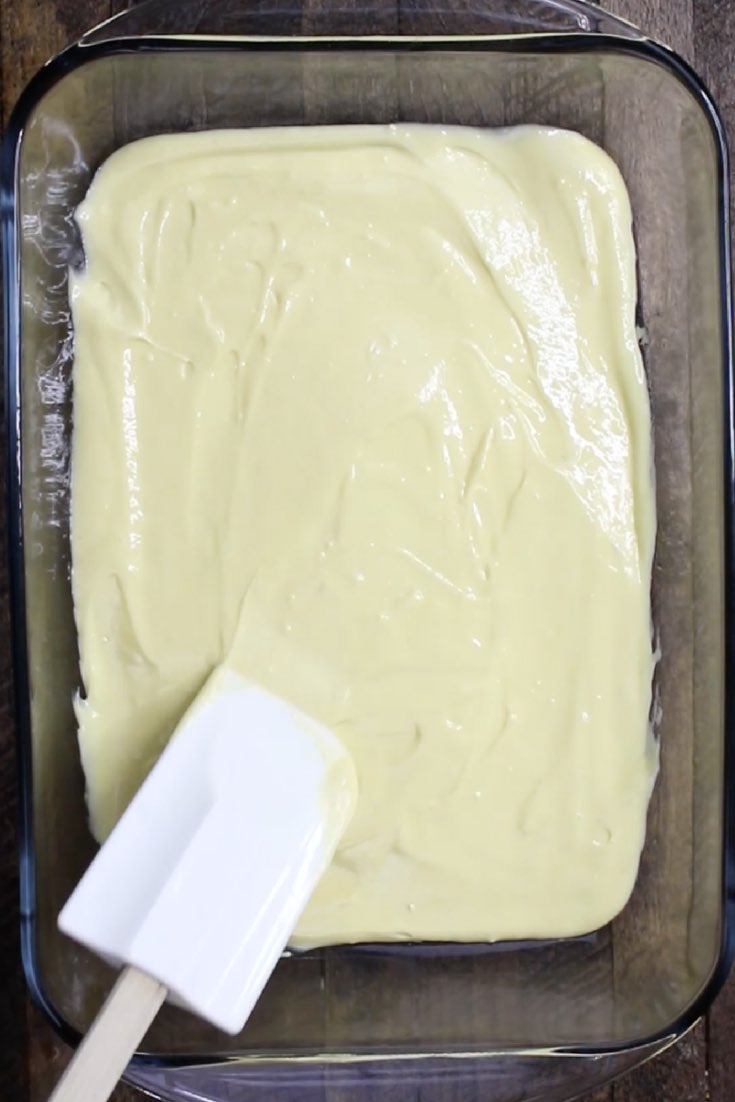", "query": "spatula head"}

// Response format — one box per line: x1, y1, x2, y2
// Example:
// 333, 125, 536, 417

59, 667, 357, 1035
